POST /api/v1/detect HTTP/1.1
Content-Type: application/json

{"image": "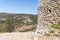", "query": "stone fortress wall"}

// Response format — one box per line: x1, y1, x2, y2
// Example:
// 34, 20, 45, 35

37, 0, 60, 35
34, 0, 60, 40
